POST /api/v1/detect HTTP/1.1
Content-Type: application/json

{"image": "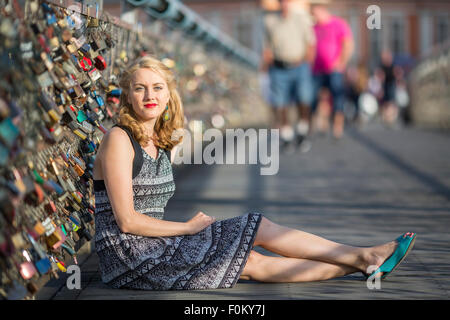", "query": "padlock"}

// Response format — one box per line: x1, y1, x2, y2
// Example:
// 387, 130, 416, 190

19, 261, 37, 280
76, 109, 88, 123
61, 242, 76, 257
55, 258, 67, 272
42, 217, 56, 235
44, 200, 57, 215
68, 214, 81, 232
71, 191, 82, 204
73, 84, 85, 98
45, 227, 63, 249
20, 41, 33, 60
80, 209, 94, 225
62, 60, 81, 77
61, 28, 72, 42
0, 117, 20, 147
43, 179, 65, 196
37, 34, 51, 54
33, 221, 46, 236
73, 128, 88, 140
87, 16, 99, 28
60, 223, 68, 236
11, 232, 27, 250
79, 56, 93, 71
94, 55, 106, 70
93, 93, 105, 107
26, 233, 52, 275
31, 21, 45, 35
50, 227, 66, 250
49, 37, 60, 51
66, 43, 78, 54
58, 17, 69, 29
102, 32, 113, 47
81, 79, 93, 93
36, 71, 54, 88
73, 162, 85, 176
79, 43, 92, 57
77, 226, 92, 241
88, 67, 101, 82
47, 108, 62, 123
32, 169, 45, 185
97, 77, 109, 90
24, 181, 45, 206
81, 121, 94, 134
72, 34, 87, 49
